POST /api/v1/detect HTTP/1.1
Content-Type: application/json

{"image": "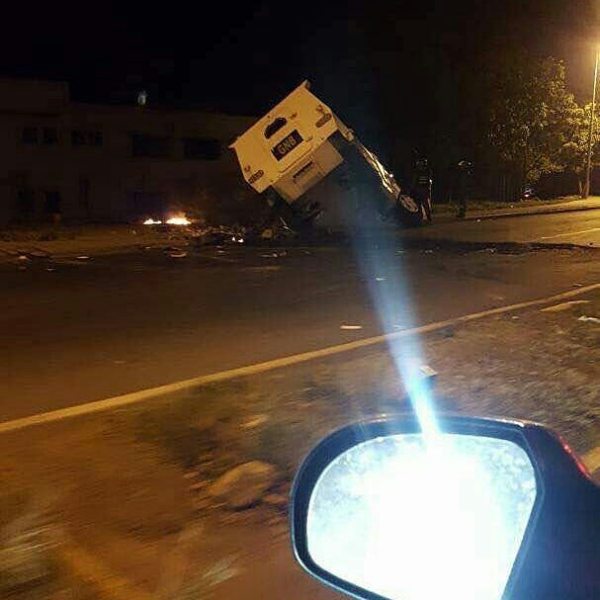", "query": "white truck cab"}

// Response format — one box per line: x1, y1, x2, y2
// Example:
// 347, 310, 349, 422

230, 81, 424, 228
